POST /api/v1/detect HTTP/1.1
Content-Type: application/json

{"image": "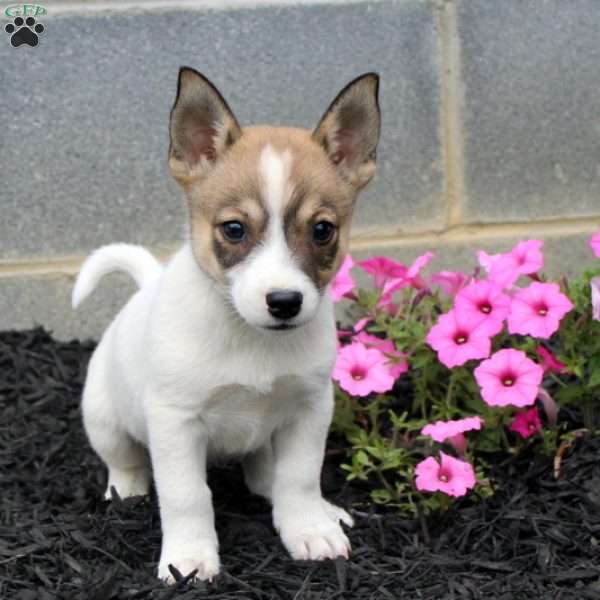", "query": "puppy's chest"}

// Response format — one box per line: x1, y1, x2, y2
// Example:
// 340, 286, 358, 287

201, 375, 311, 457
